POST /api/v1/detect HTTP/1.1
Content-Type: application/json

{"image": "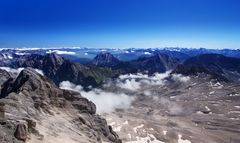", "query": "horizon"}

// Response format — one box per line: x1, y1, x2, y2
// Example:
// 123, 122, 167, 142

0, 0, 240, 49
0, 46, 240, 51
